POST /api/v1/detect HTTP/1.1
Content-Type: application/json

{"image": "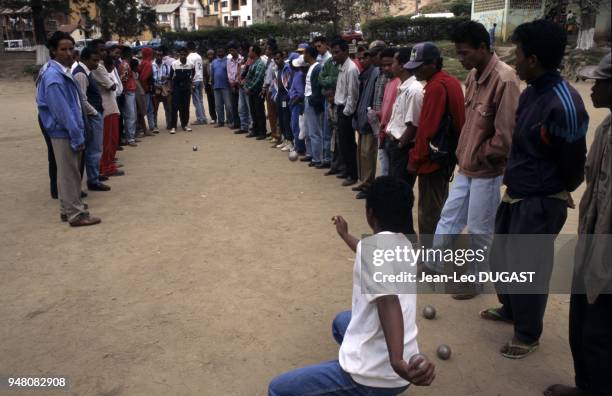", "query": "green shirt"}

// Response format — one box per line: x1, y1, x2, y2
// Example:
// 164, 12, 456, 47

245, 58, 266, 91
